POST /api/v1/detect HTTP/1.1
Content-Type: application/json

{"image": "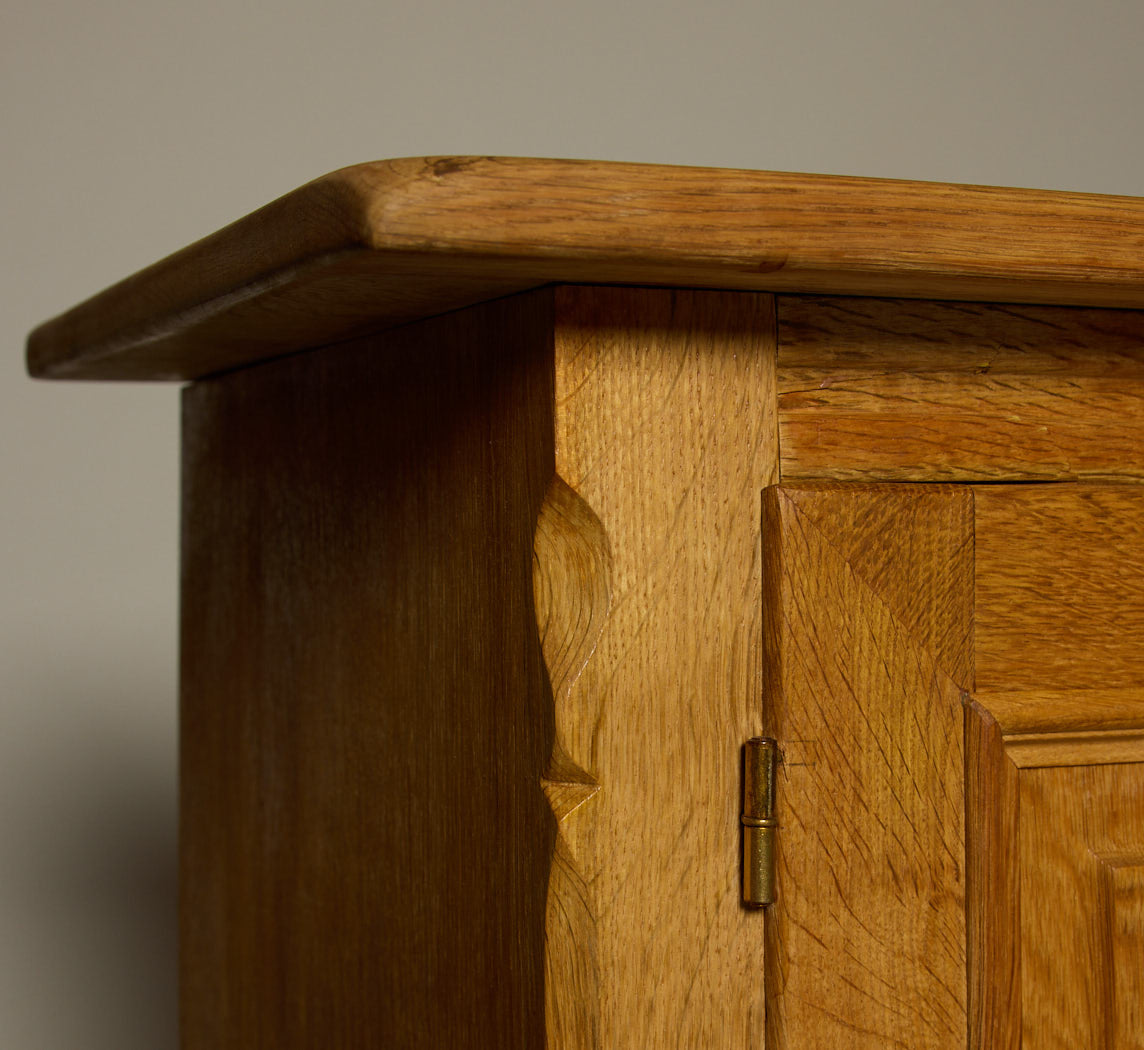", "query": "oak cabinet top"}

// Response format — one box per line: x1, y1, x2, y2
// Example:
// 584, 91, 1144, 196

27, 155, 1144, 381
